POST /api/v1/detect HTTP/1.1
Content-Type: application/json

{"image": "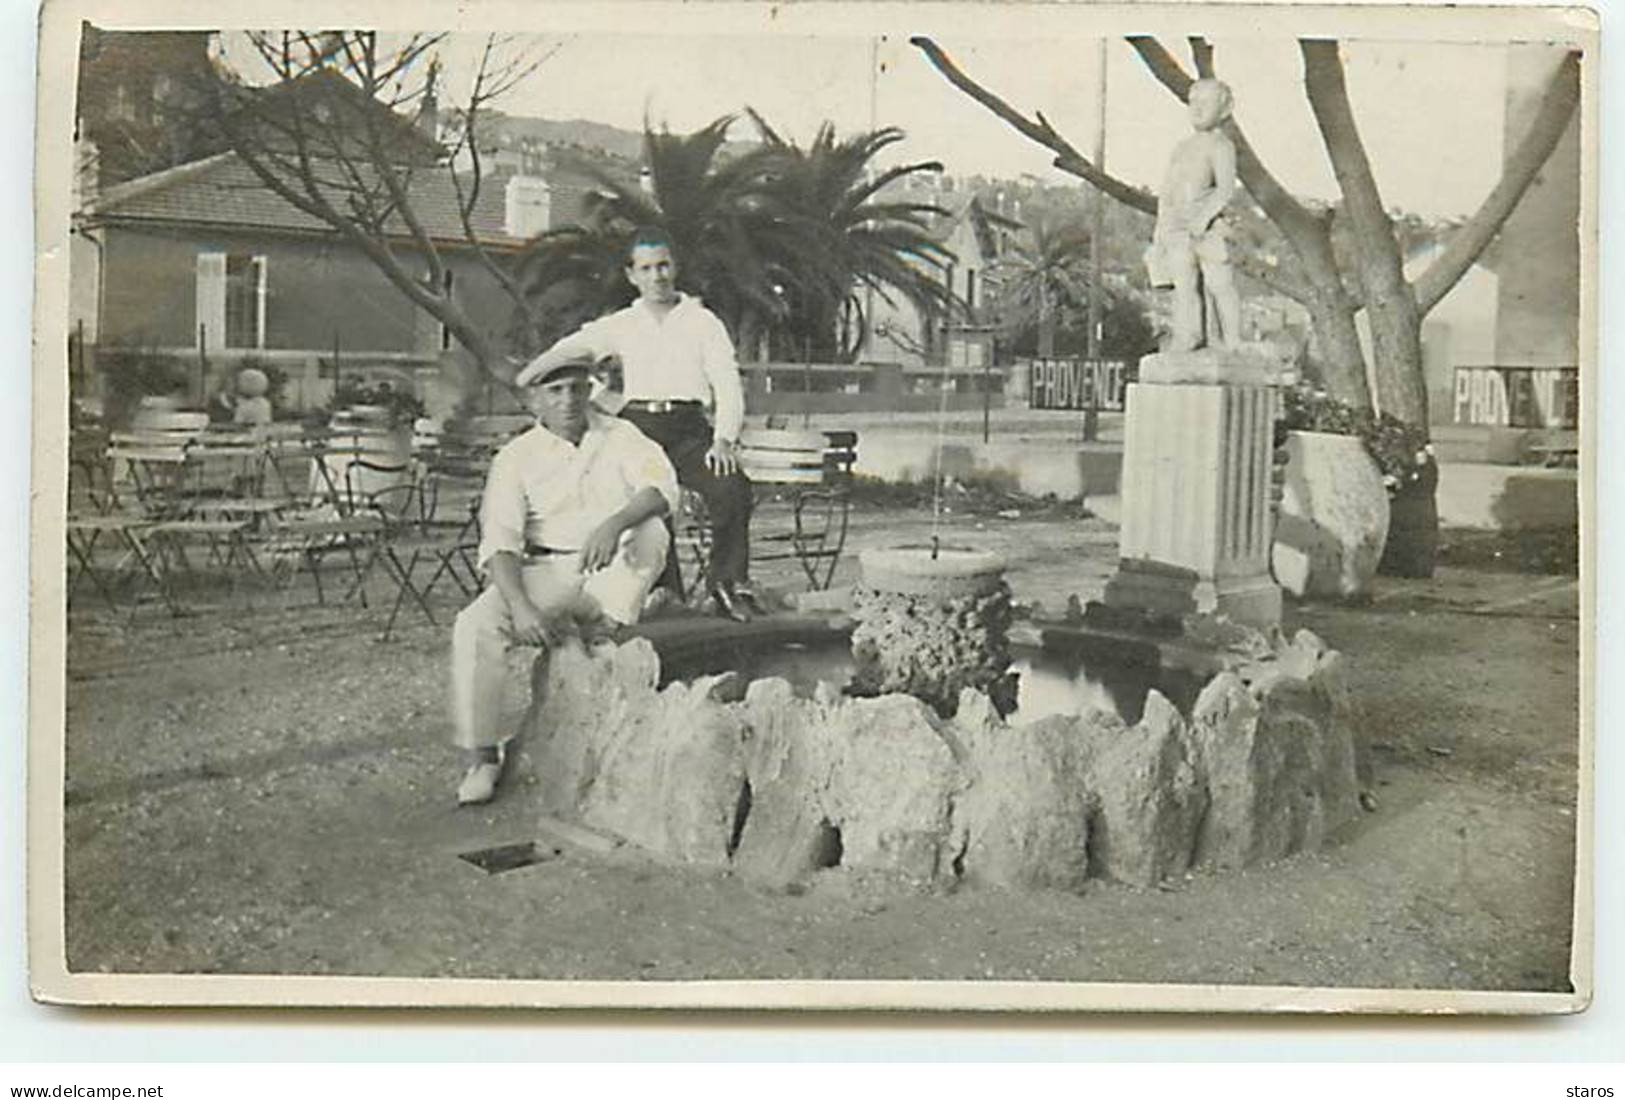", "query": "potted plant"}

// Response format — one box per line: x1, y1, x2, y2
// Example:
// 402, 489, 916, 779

98, 345, 192, 428
1272, 383, 1436, 596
